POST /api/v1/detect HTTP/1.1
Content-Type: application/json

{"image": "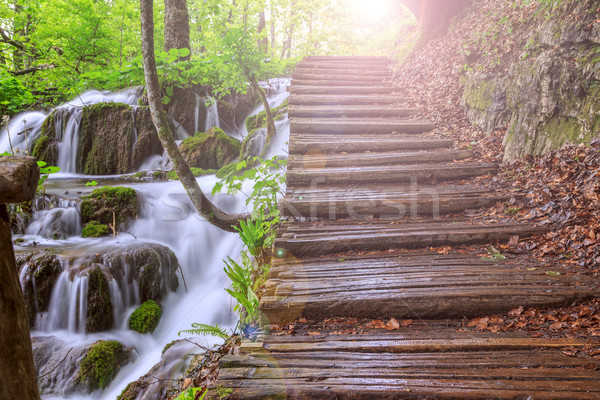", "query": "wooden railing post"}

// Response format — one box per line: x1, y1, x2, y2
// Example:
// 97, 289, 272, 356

0, 156, 41, 400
